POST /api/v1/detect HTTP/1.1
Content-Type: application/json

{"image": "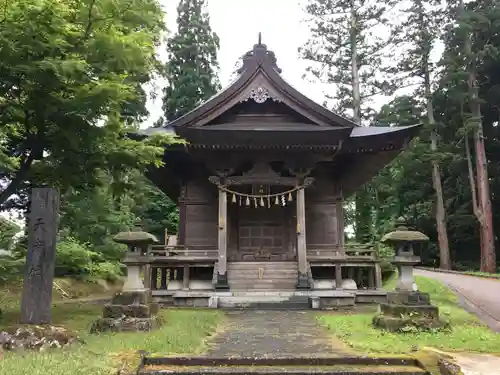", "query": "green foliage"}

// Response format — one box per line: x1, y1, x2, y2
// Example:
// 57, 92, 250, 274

0, 256, 24, 283
55, 237, 97, 277
0, 0, 168, 209
0, 217, 20, 252
130, 174, 179, 239
161, 0, 220, 122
